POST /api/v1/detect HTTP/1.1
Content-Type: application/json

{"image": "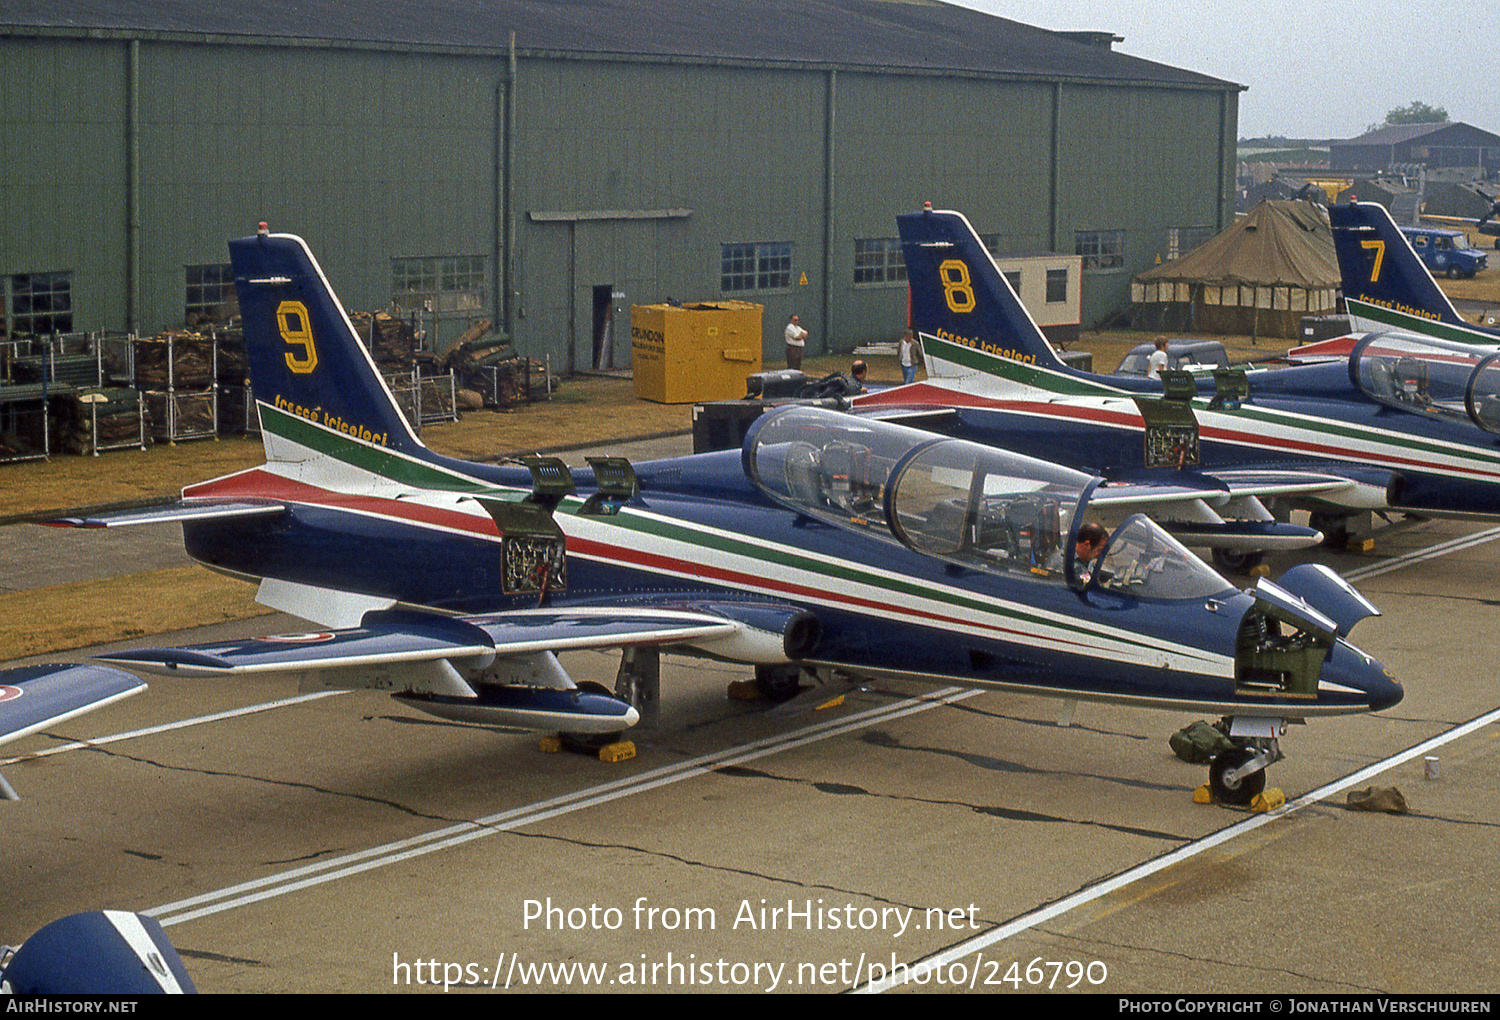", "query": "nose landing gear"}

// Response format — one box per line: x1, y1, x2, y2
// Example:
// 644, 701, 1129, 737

1206, 723, 1285, 806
